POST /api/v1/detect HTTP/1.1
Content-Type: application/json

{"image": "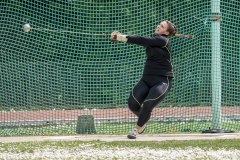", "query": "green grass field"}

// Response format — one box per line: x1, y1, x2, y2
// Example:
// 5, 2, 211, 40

1, 139, 240, 152
1, 139, 240, 160
0, 121, 239, 136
